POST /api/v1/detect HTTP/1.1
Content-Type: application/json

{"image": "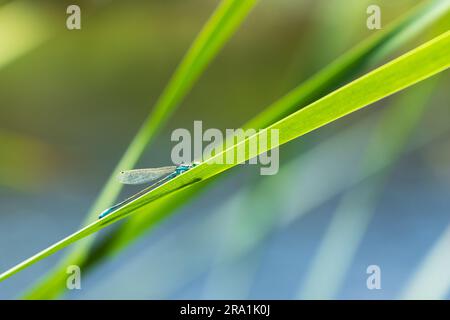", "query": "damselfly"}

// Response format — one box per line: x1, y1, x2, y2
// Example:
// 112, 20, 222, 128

98, 163, 198, 219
